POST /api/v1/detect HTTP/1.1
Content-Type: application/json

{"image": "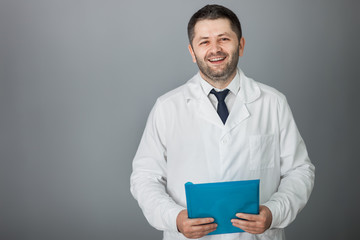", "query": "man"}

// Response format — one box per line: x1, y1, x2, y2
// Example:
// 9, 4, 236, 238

130, 4, 315, 240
